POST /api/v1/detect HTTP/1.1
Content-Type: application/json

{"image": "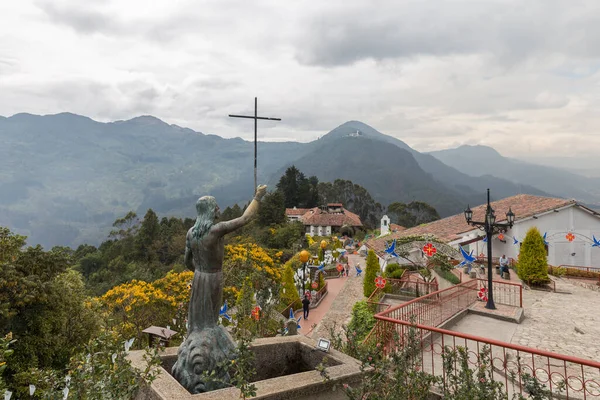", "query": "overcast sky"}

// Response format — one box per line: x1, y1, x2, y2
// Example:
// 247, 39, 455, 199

2, 0, 600, 157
